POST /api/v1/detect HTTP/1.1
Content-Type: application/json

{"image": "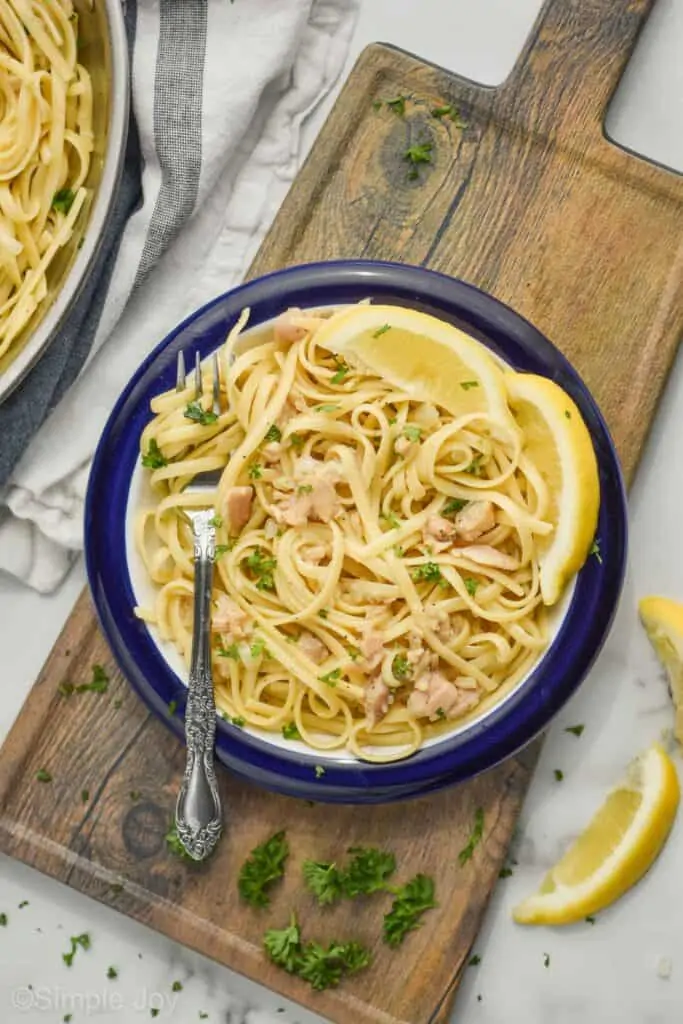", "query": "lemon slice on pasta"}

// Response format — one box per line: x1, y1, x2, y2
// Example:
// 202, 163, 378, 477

513, 743, 679, 925
313, 304, 518, 435
639, 596, 683, 743
505, 372, 600, 605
